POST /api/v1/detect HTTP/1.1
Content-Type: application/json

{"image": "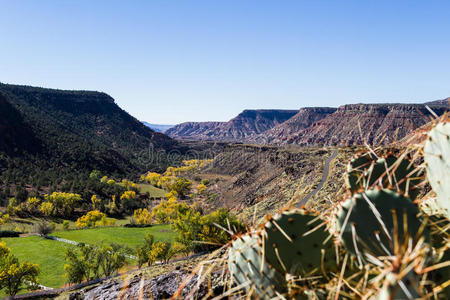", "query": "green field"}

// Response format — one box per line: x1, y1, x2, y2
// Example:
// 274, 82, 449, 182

137, 183, 166, 197
0, 225, 175, 292
2, 236, 71, 289
52, 224, 175, 249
